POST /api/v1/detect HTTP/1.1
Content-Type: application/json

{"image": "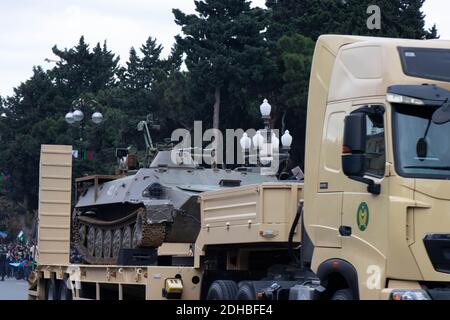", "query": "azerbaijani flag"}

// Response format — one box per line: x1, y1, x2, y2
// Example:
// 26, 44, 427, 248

83, 151, 95, 161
